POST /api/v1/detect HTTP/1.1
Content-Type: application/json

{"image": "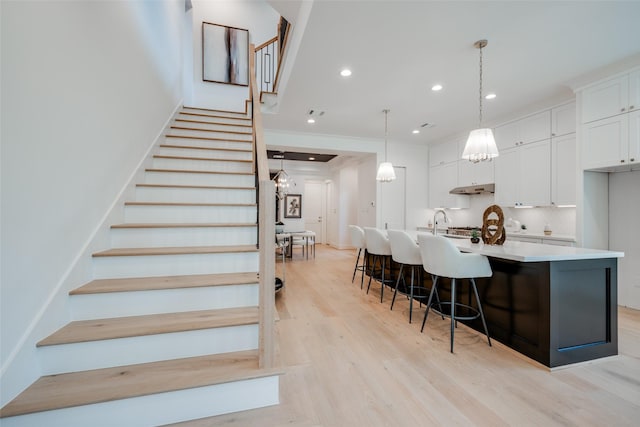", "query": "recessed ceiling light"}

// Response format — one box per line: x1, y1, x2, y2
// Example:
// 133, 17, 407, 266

307, 118, 315, 124
340, 68, 352, 77
412, 130, 420, 134
308, 157, 315, 161
431, 84, 443, 91
485, 93, 497, 100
